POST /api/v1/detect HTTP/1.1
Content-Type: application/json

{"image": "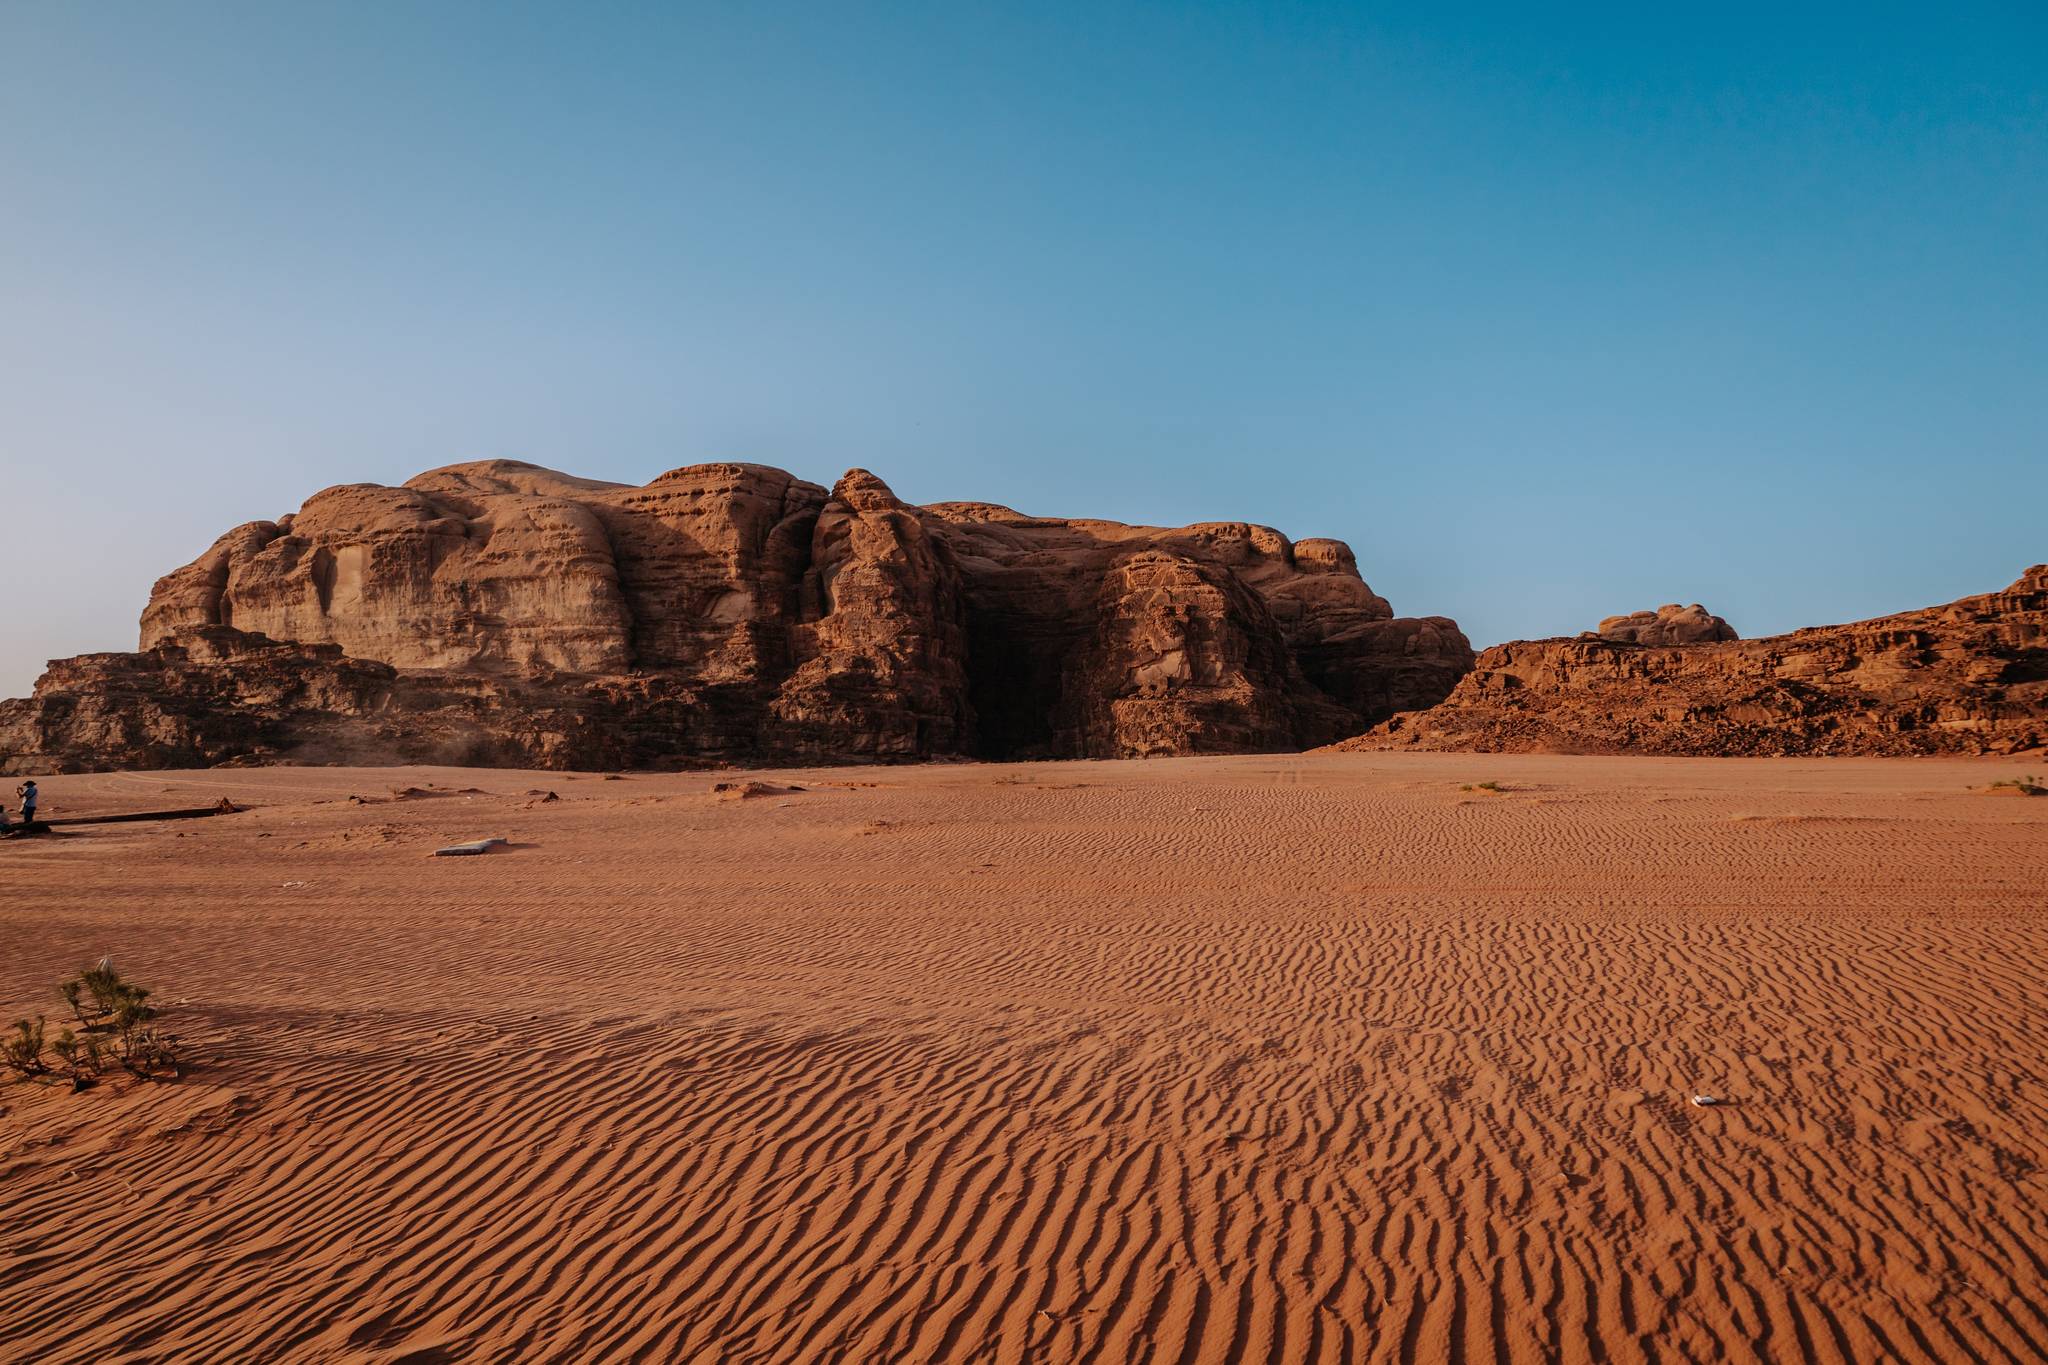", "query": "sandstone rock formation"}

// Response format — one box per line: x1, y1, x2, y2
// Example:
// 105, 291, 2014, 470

1340, 567, 2048, 757
2, 460, 1473, 773
1593, 603, 1737, 646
